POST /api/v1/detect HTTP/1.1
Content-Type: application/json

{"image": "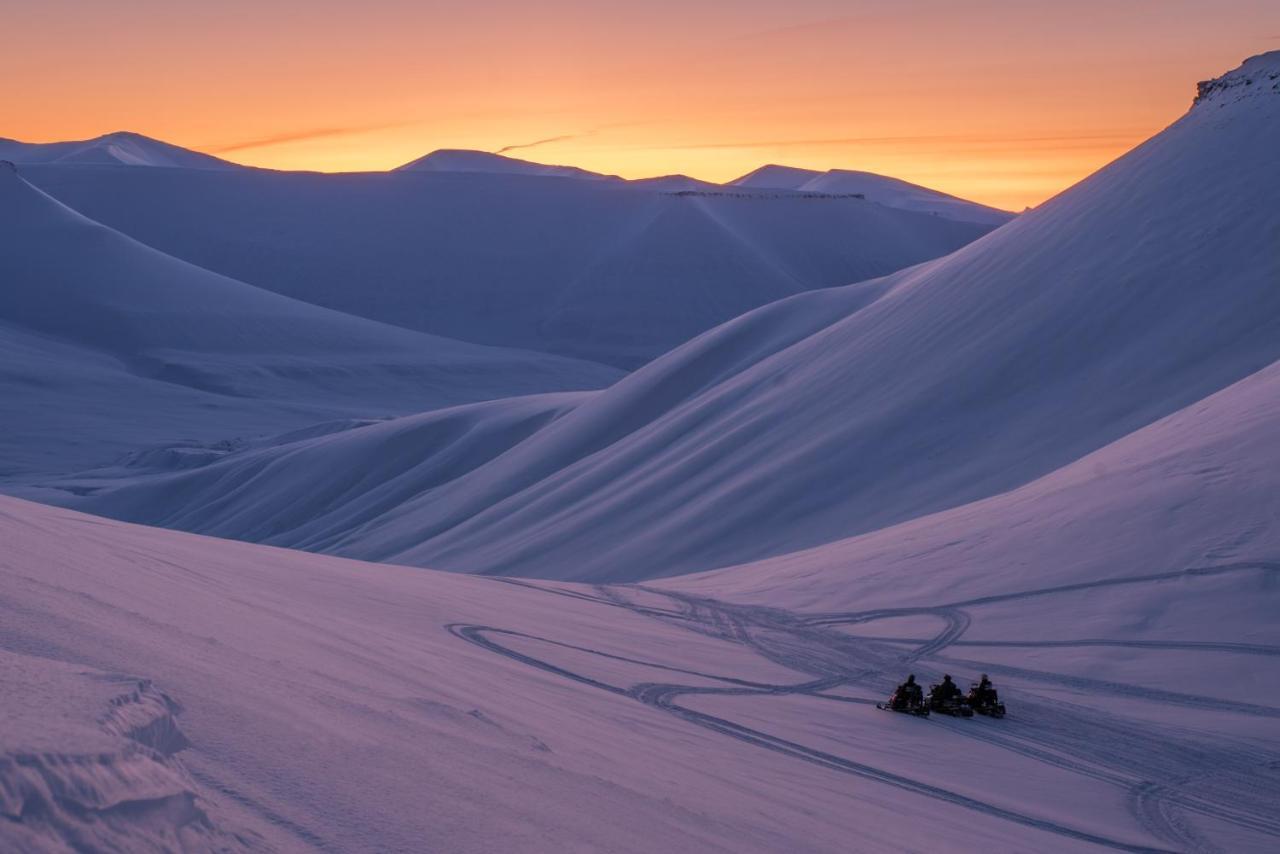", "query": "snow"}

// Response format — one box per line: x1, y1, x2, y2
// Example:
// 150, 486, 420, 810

4, 422, 1279, 852
0, 131, 240, 170
23, 163, 993, 368
395, 147, 619, 181
66, 53, 1280, 584
627, 173, 723, 192
56, 394, 590, 551
796, 170, 1015, 225
730, 163, 823, 190
674, 352, 1280, 618
0, 166, 619, 479
731, 163, 1014, 225
4, 490, 1278, 852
